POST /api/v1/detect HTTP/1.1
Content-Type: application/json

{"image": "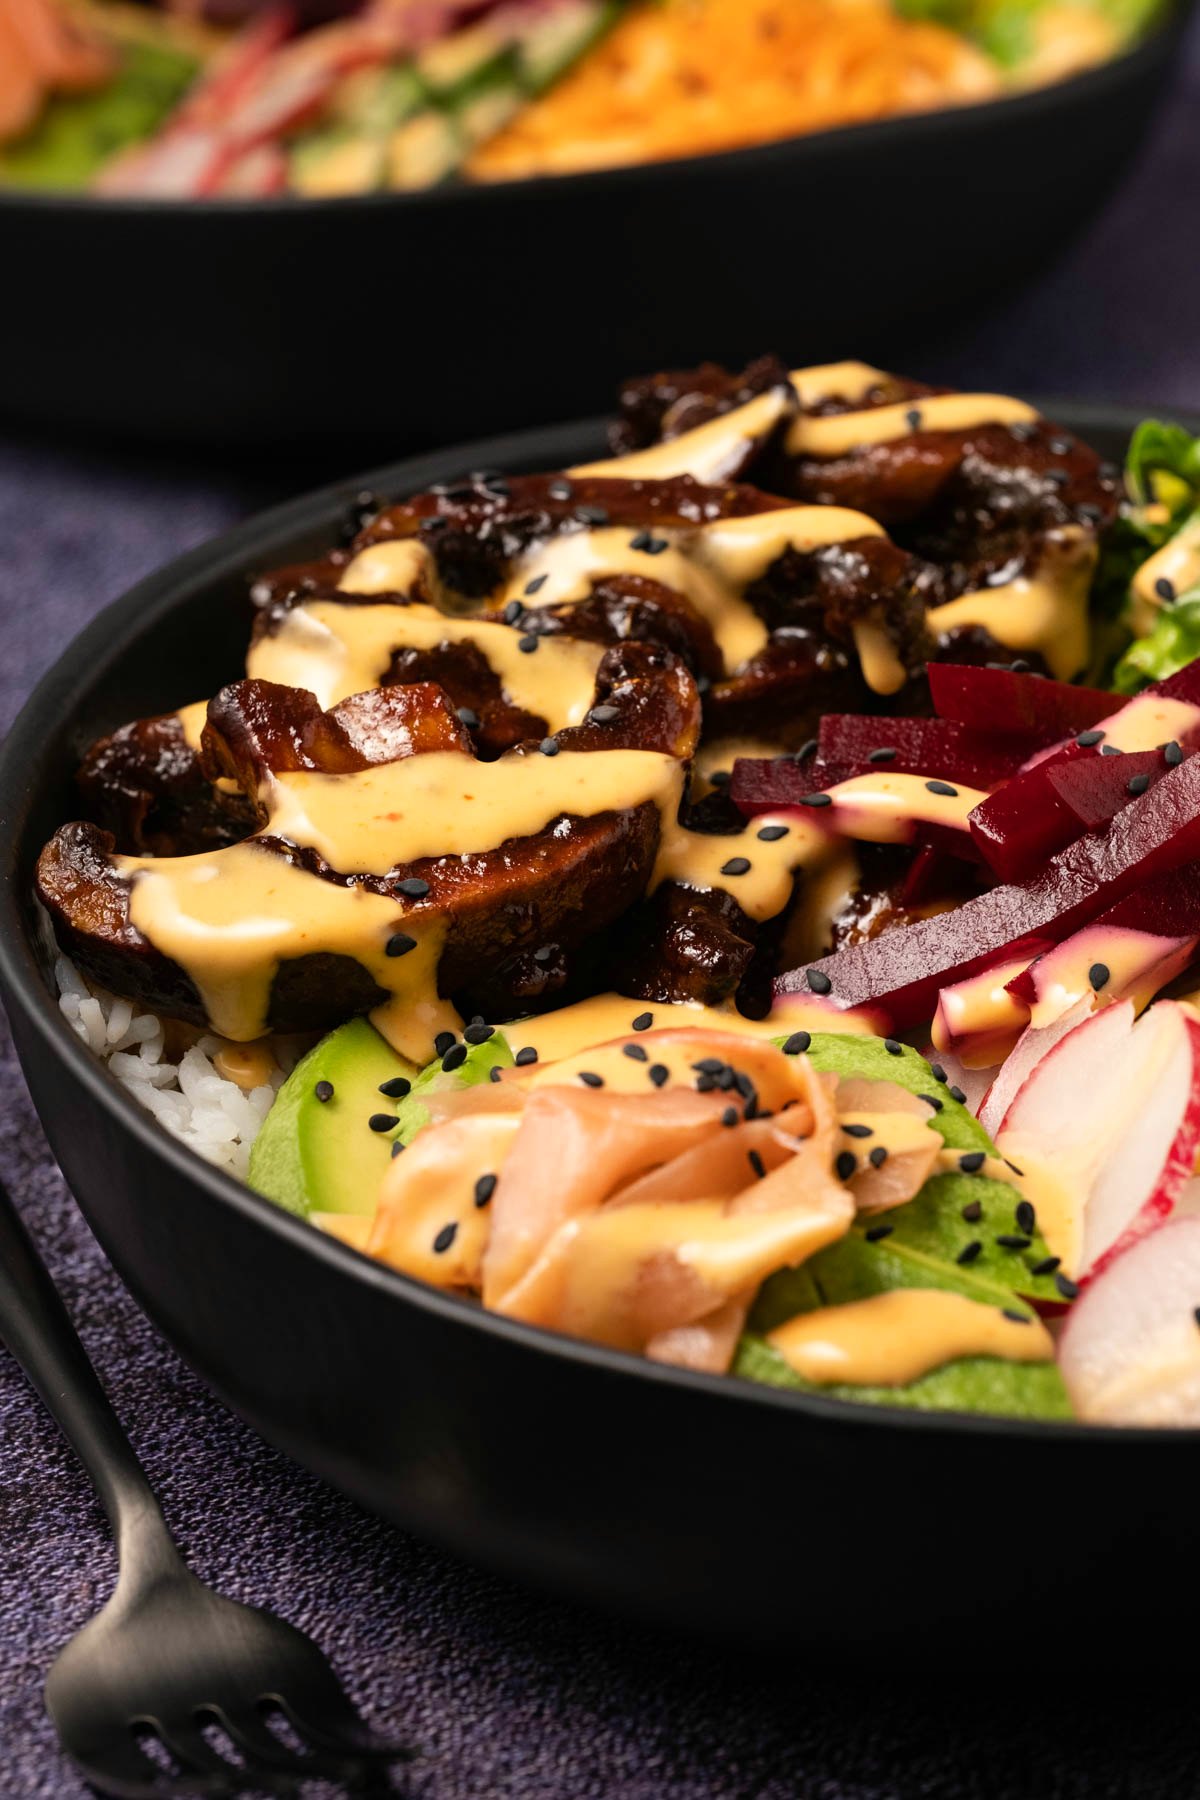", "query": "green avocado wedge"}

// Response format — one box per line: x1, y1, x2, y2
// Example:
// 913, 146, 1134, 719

247, 1019, 418, 1219
741, 1030, 1072, 1418
389, 1032, 514, 1145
